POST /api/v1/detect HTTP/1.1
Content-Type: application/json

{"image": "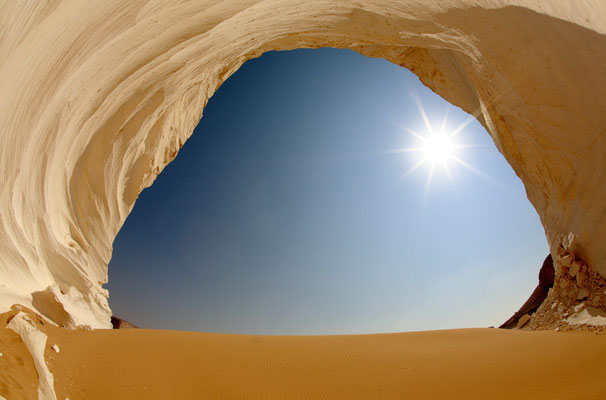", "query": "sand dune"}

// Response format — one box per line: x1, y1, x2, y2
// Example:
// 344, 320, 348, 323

2, 1, 606, 330
2, 312, 605, 399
